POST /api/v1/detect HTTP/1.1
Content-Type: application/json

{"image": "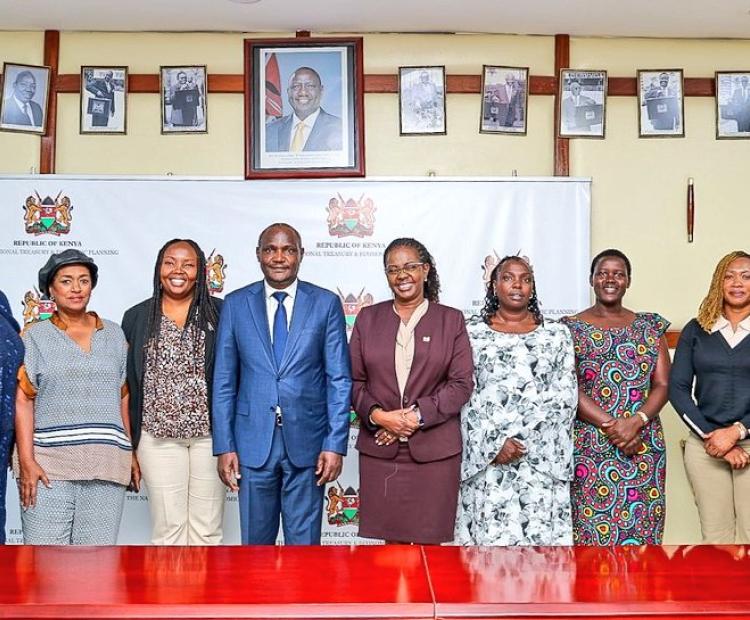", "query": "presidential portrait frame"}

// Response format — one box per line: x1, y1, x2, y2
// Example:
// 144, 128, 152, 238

558, 69, 607, 139
245, 37, 365, 180
715, 71, 750, 140
0, 62, 51, 135
160, 65, 208, 134
637, 69, 685, 138
80, 66, 128, 135
398, 66, 446, 136
479, 65, 528, 135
